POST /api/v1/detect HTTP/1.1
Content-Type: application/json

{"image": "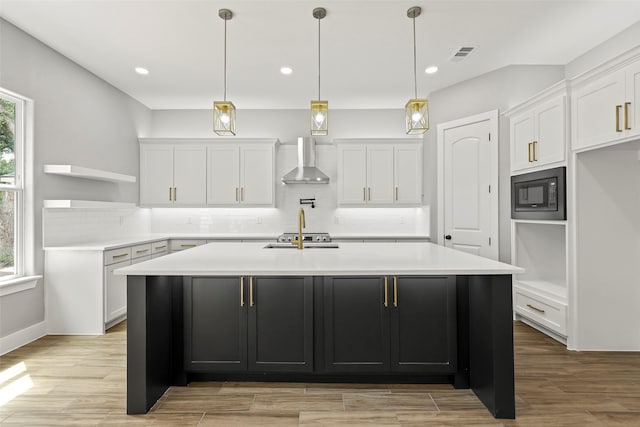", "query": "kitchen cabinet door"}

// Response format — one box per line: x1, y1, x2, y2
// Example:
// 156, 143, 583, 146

184, 277, 248, 372
534, 96, 566, 167
337, 145, 367, 204
248, 277, 313, 372
510, 113, 535, 173
104, 259, 131, 324
173, 145, 207, 206
207, 146, 240, 205
626, 60, 640, 139
394, 144, 423, 204
390, 276, 457, 373
323, 277, 390, 373
240, 145, 274, 205
366, 145, 394, 204
571, 69, 626, 151
140, 145, 174, 206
